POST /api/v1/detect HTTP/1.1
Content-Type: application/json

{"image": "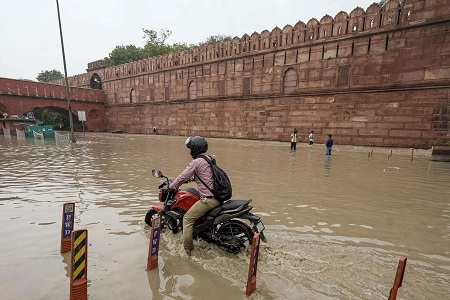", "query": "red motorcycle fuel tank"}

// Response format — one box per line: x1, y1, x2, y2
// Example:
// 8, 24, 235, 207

171, 189, 200, 211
